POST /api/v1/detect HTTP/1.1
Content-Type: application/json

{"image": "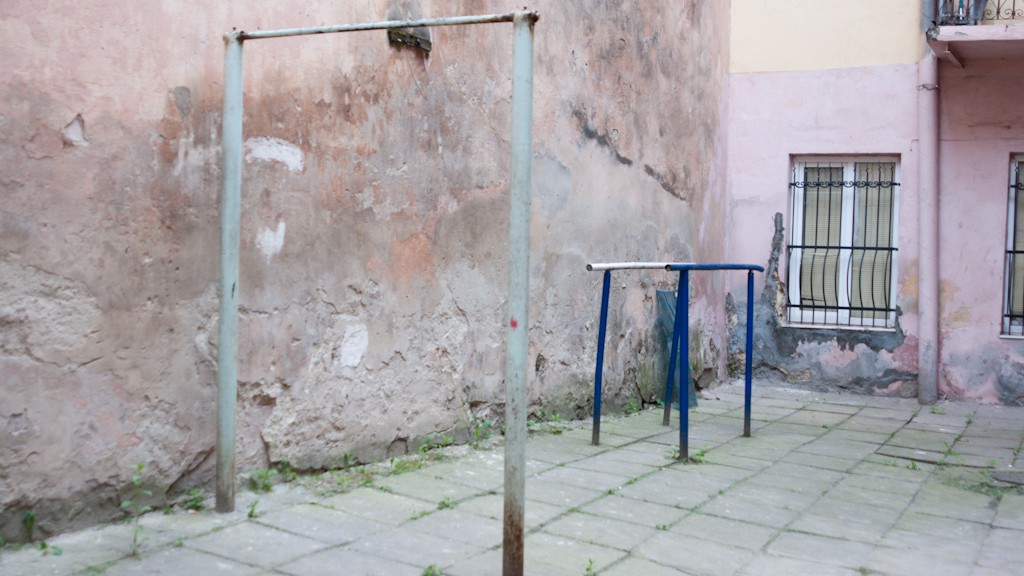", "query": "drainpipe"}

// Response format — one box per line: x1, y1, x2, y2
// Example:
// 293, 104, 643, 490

917, 49, 940, 404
